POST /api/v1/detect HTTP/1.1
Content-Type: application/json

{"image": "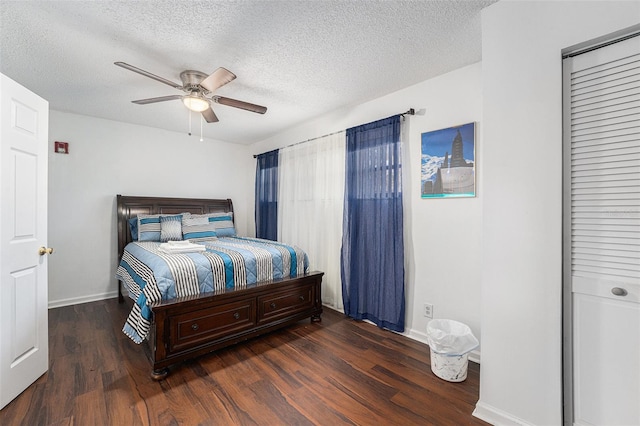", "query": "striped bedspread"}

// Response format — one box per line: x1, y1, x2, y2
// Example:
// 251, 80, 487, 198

116, 237, 309, 344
